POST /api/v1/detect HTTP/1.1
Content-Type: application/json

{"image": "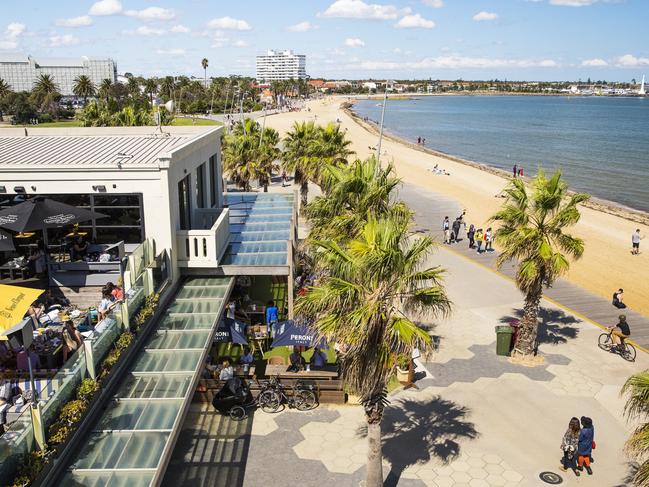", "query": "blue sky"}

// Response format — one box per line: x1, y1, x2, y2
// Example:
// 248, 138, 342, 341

2, 0, 648, 81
